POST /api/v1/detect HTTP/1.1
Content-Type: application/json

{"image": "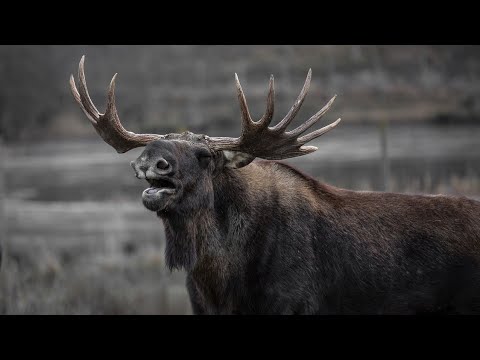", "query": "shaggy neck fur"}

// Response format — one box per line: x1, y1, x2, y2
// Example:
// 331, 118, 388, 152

157, 163, 259, 273
157, 160, 323, 273
161, 210, 223, 271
